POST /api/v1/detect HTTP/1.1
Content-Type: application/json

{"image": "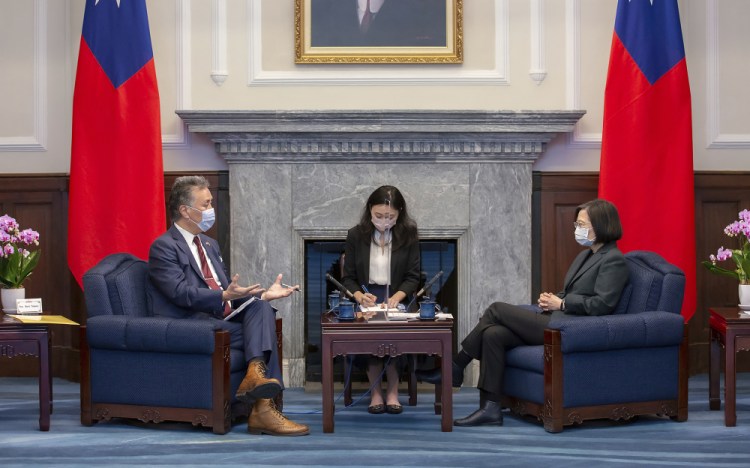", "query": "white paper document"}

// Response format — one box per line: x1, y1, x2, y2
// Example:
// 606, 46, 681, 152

386, 311, 452, 320
223, 297, 257, 321
359, 305, 401, 314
